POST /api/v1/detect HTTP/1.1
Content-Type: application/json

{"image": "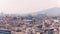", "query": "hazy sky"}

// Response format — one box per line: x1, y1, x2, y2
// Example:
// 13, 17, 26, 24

0, 0, 60, 14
